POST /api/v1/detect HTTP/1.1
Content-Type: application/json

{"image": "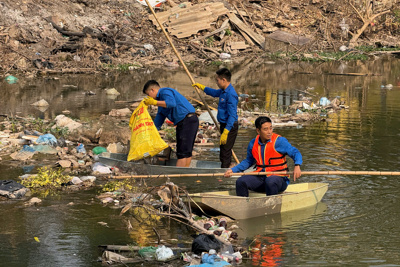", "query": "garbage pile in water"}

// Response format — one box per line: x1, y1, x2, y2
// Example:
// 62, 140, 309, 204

97, 180, 246, 266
